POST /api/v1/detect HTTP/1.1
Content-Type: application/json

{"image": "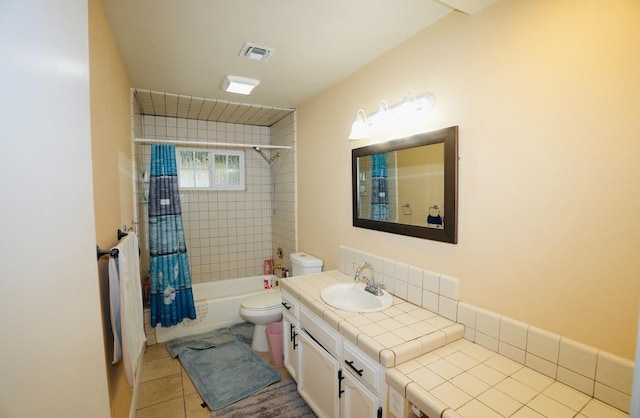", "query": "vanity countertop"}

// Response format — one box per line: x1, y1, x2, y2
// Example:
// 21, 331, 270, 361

282, 271, 630, 418
281, 270, 464, 367
385, 339, 629, 418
